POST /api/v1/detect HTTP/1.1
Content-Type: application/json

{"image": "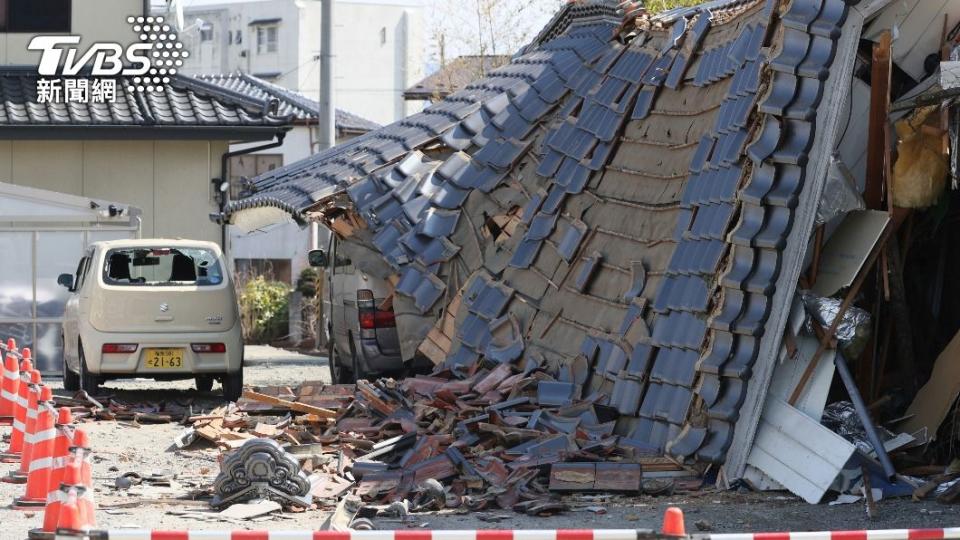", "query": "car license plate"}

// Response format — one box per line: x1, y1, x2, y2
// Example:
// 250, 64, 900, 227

145, 348, 184, 369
